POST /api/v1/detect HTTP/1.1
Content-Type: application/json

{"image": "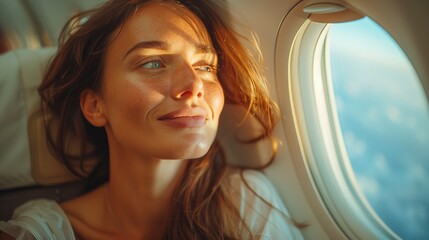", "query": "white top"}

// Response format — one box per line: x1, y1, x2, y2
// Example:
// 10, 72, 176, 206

0, 170, 303, 239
